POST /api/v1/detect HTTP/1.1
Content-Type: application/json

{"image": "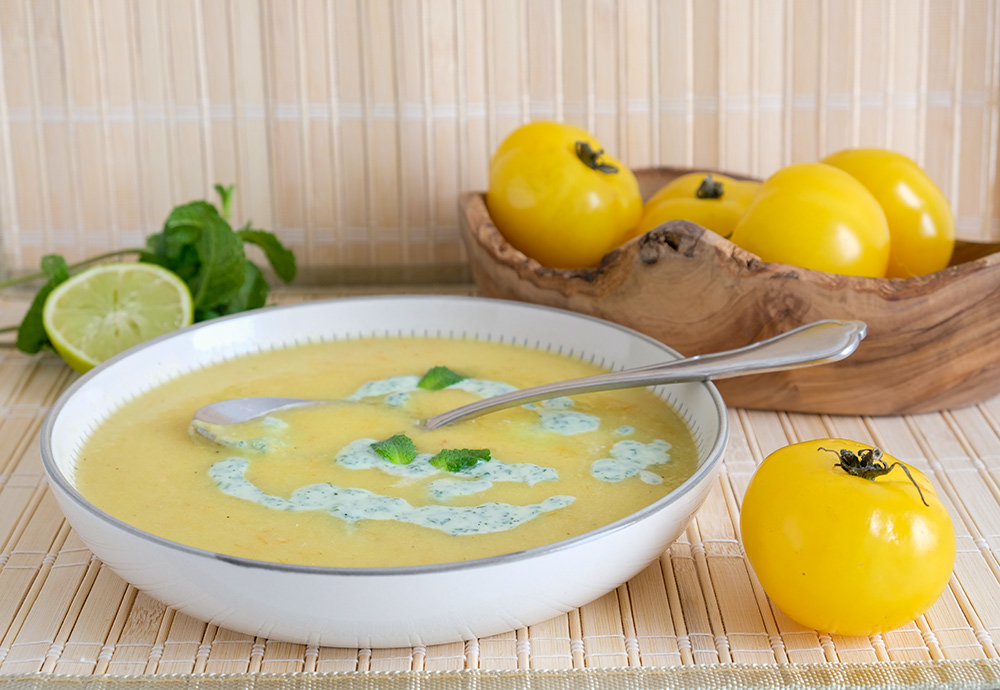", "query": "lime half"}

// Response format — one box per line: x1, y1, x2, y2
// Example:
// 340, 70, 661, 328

42, 262, 194, 373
